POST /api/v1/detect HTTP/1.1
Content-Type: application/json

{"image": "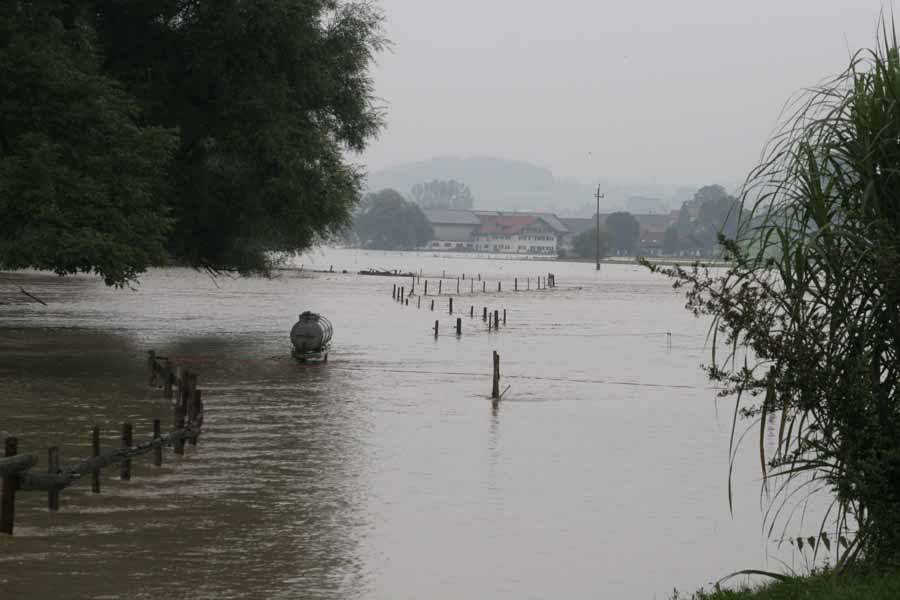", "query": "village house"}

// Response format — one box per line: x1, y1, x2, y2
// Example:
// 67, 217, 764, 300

473, 214, 564, 254
421, 209, 481, 250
